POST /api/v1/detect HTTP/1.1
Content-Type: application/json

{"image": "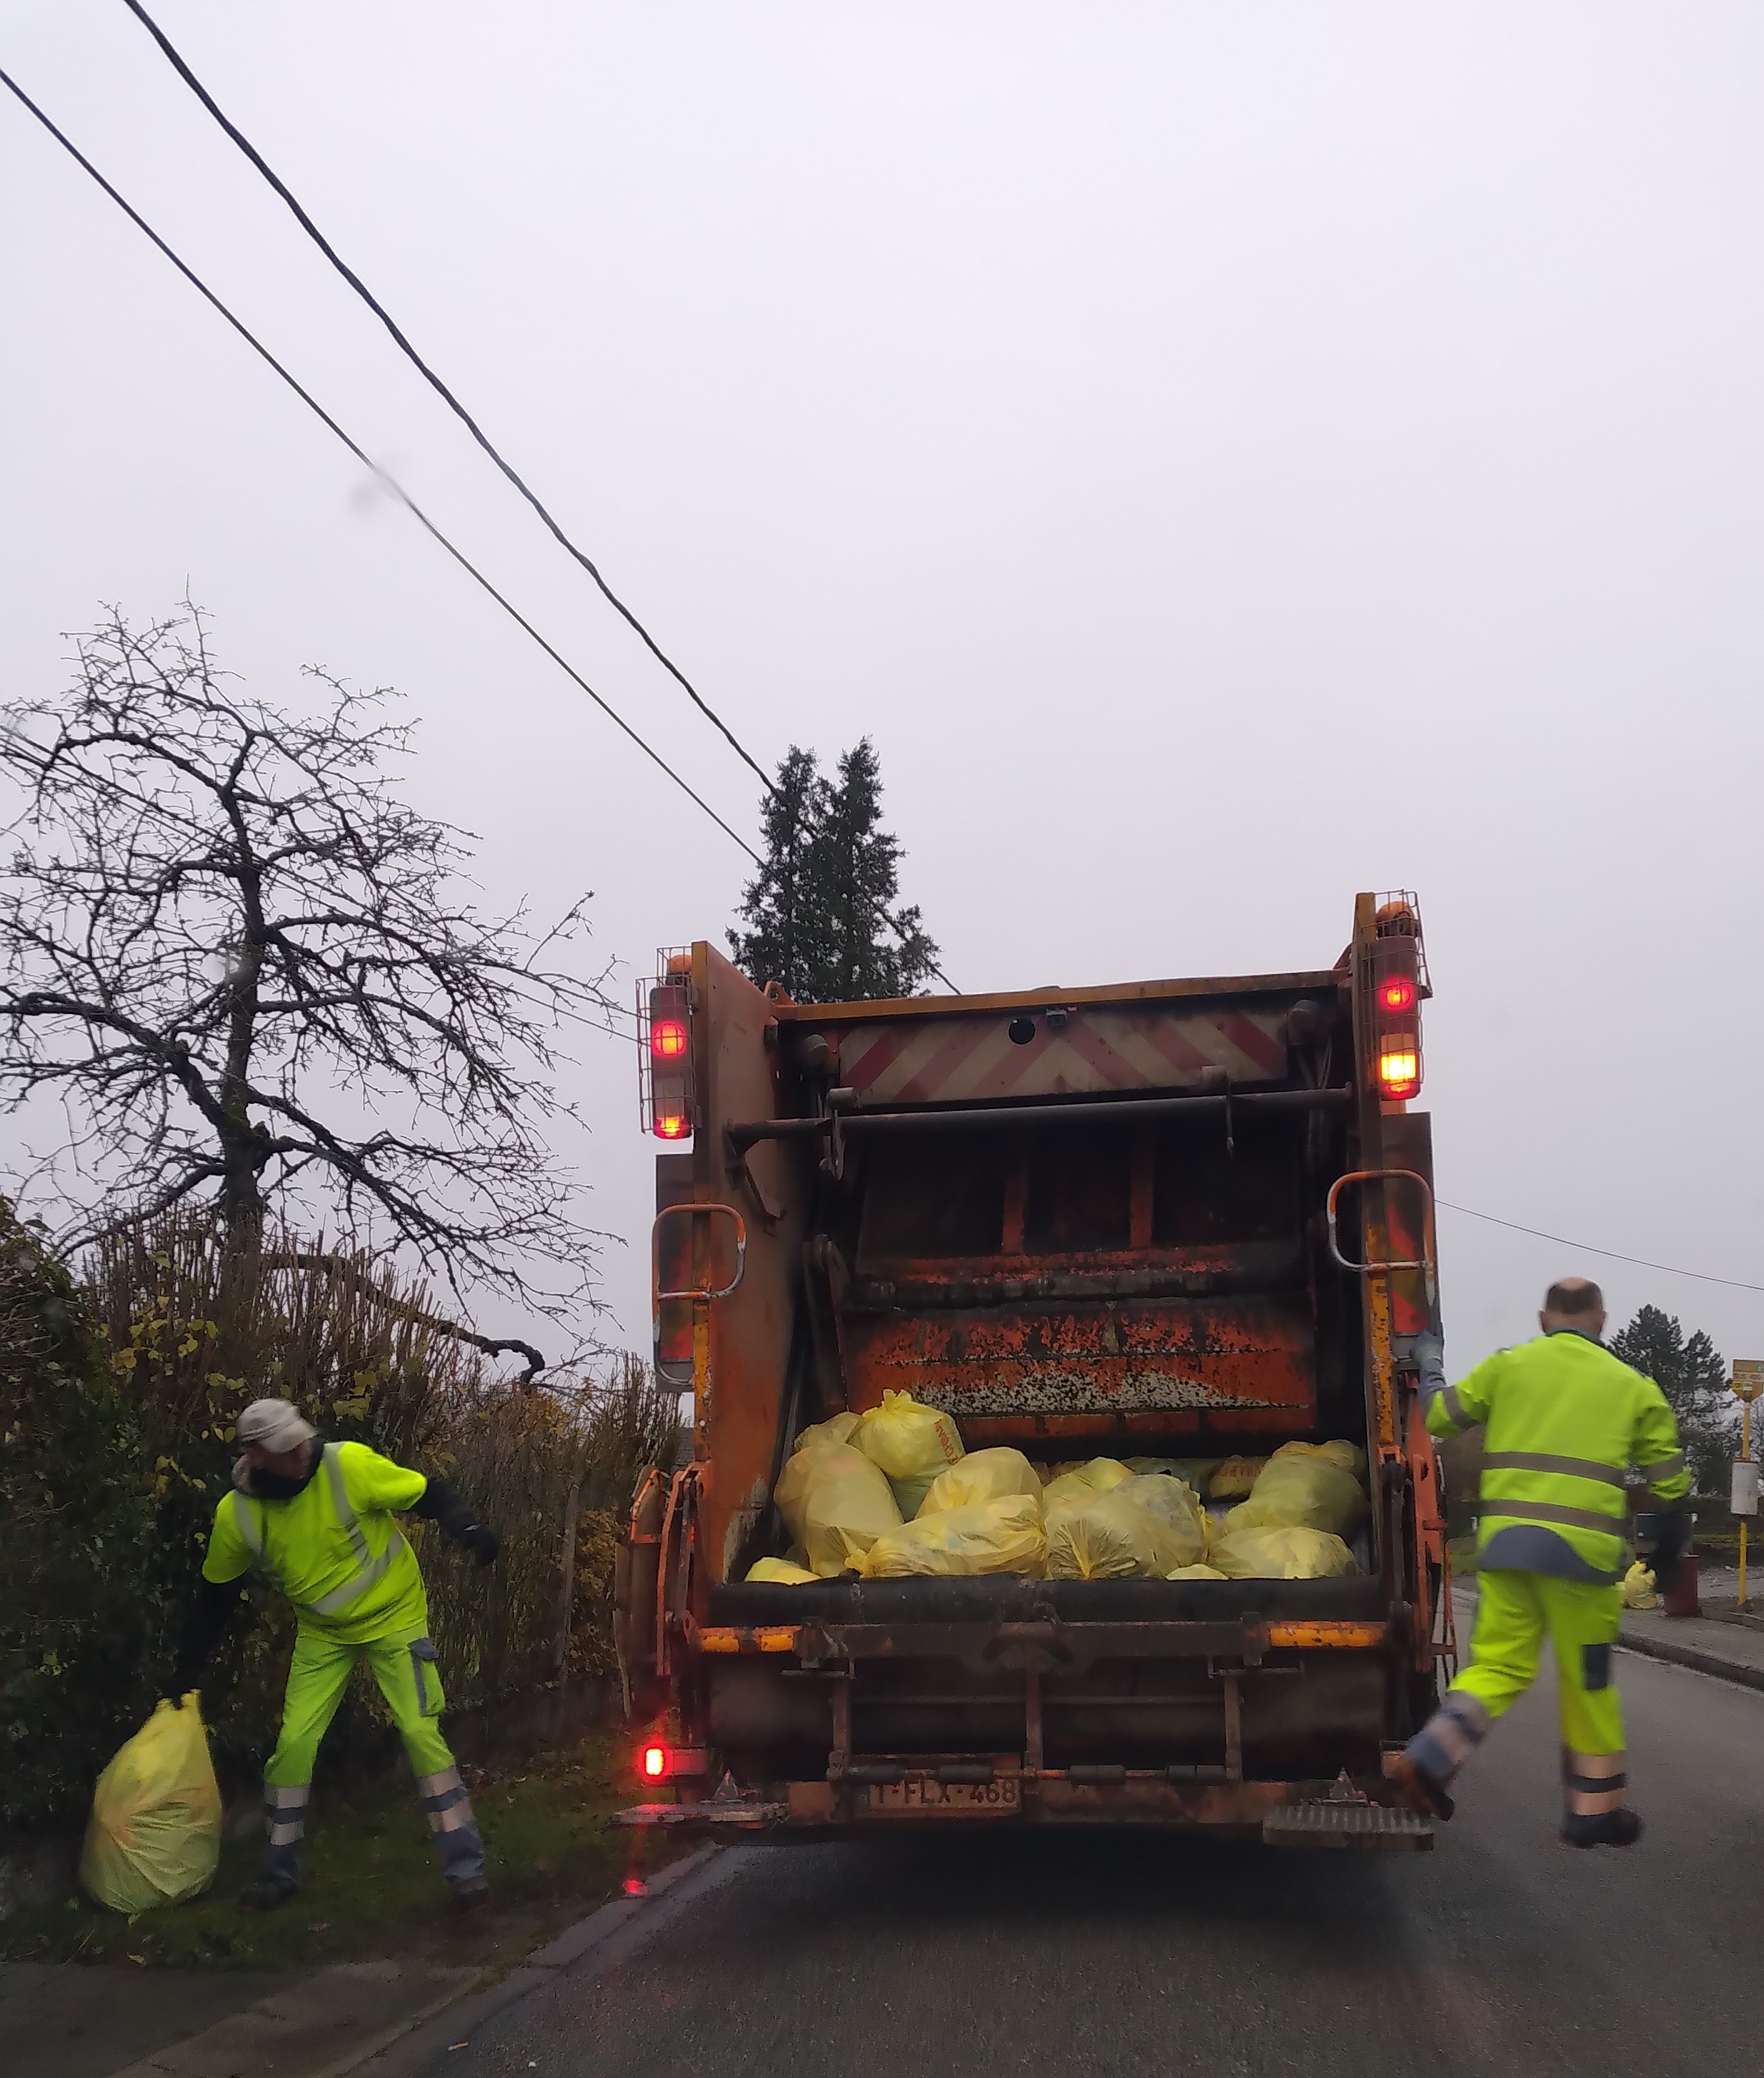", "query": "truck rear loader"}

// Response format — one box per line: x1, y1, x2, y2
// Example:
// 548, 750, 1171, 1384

612, 891, 1450, 1850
